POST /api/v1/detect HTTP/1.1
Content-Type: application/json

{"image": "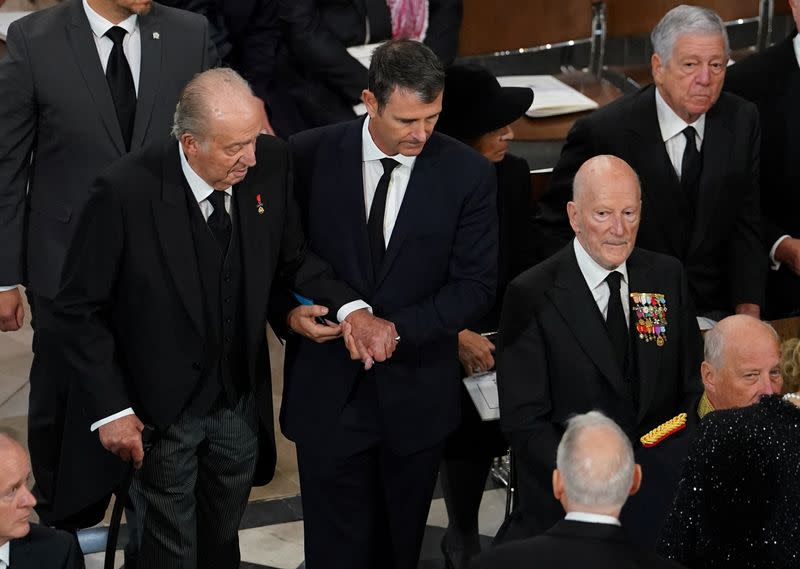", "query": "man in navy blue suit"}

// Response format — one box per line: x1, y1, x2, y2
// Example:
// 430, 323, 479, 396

281, 39, 498, 569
